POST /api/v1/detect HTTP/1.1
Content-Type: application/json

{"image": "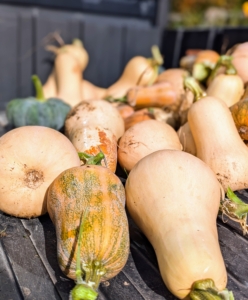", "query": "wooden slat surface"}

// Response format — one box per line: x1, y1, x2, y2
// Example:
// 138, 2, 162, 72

1, 208, 248, 299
